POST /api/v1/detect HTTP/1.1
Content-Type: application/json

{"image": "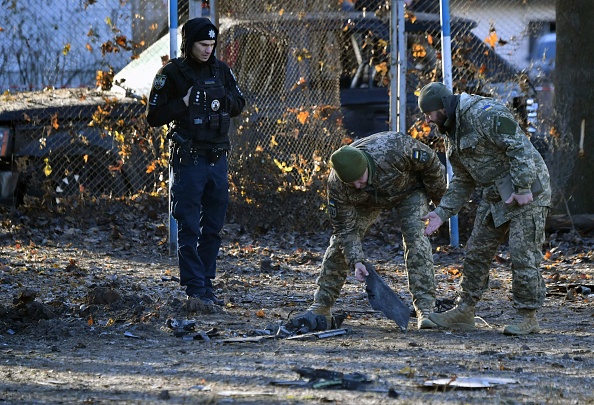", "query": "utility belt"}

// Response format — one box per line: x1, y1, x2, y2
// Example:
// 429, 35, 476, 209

168, 132, 227, 165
